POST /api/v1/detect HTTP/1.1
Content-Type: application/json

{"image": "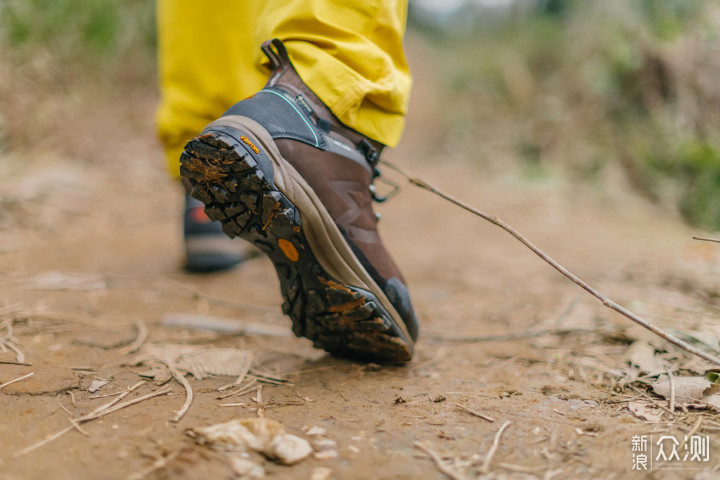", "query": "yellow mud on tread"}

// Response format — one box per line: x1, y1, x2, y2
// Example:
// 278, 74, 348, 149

328, 297, 366, 313
278, 238, 299, 262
